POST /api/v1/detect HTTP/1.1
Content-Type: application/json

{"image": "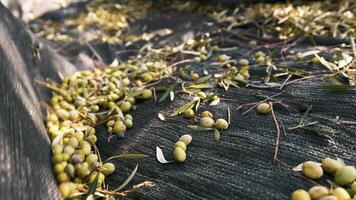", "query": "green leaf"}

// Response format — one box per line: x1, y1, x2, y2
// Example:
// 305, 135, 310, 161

159, 81, 177, 102
188, 125, 214, 132
301, 125, 336, 136
171, 99, 198, 116
320, 85, 356, 91
186, 83, 215, 89
214, 129, 220, 141
113, 164, 139, 192
106, 154, 148, 161
85, 173, 99, 199
195, 75, 212, 84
